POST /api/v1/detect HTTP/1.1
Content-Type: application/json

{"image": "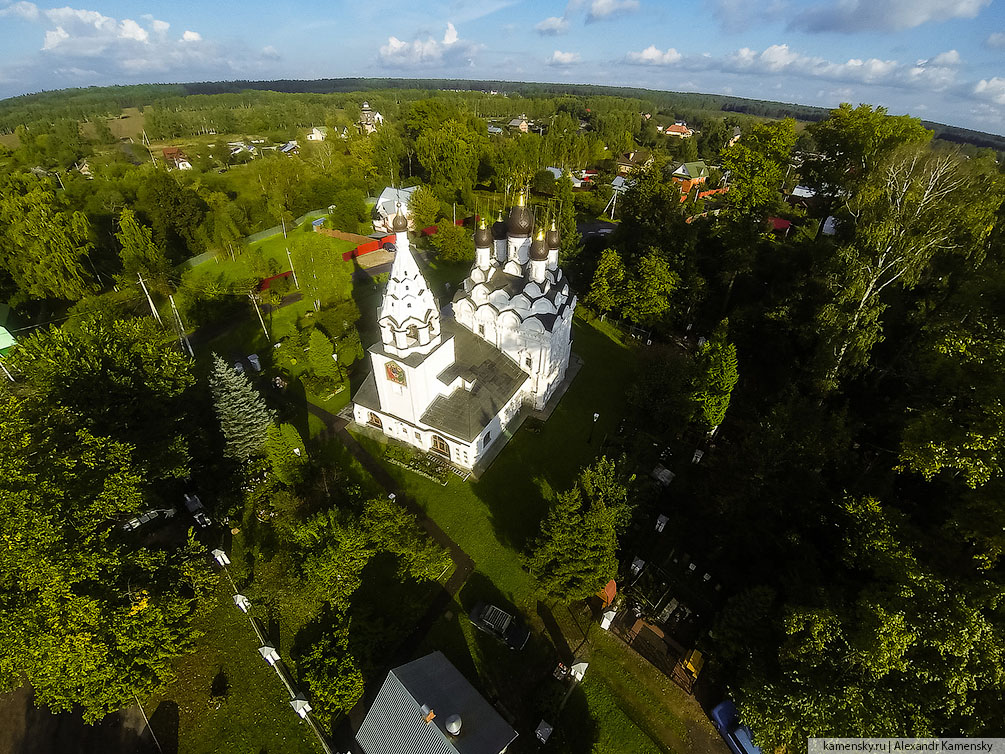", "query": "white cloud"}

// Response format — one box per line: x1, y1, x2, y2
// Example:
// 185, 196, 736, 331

378, 22, 475, 66
586, 0, 639, 22
0, 1, 40, 20
792, 0, 990, 32
974, 77, 1005, 105
626, 45, 682, 65
262, 45, 279, 59
548, 50, 581, 65
930, 49, 961, 65
986, 32, 1005, 48
118, 19, 148, 43
0, 4, 276, 89
535, 15, 569, 35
